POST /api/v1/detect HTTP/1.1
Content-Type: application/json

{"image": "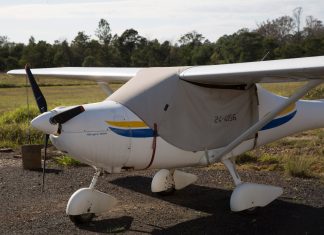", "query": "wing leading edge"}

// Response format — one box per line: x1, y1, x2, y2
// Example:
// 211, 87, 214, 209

180, 56, 324, 85
7, 67, 142, 83
7, 56, 324, 85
